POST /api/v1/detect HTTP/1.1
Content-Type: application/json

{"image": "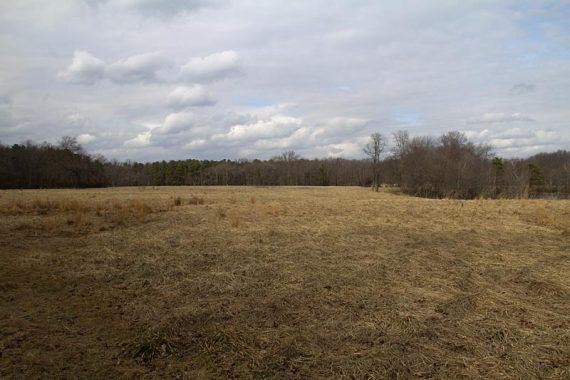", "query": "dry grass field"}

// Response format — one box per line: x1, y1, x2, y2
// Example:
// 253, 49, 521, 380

1, 186, 569, 379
